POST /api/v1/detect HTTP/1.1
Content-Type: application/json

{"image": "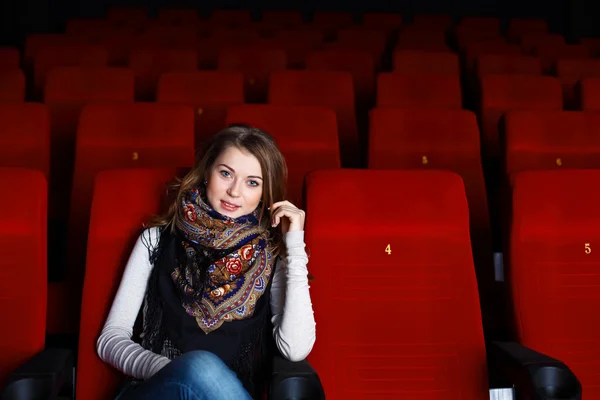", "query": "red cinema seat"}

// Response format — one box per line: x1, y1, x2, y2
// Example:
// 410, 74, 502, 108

0, 103, 50, 178
507, 18, 548, 43
128, 47, 197, 101
157, 71, 245, 149
476, 54, 543, 77
75, 168, 178, 400
556, 59, 600, 109
510, 170, 600, 398
46, 103, 195, 335
368, 108, 492, 286
479, 74, 562, 164
581, 77, 600, 111
0, 168, 47, 384
505, 110, 600, 175
304, 169, 489, 399
377, 73, 462, 109
306, 49, 375, 106
268, 70, 359, 168
393, 50, 459, 75
217, 47, 286, 103
226, 104, 341, 207
0, 47, 20, 69
0, 68, 25, 102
